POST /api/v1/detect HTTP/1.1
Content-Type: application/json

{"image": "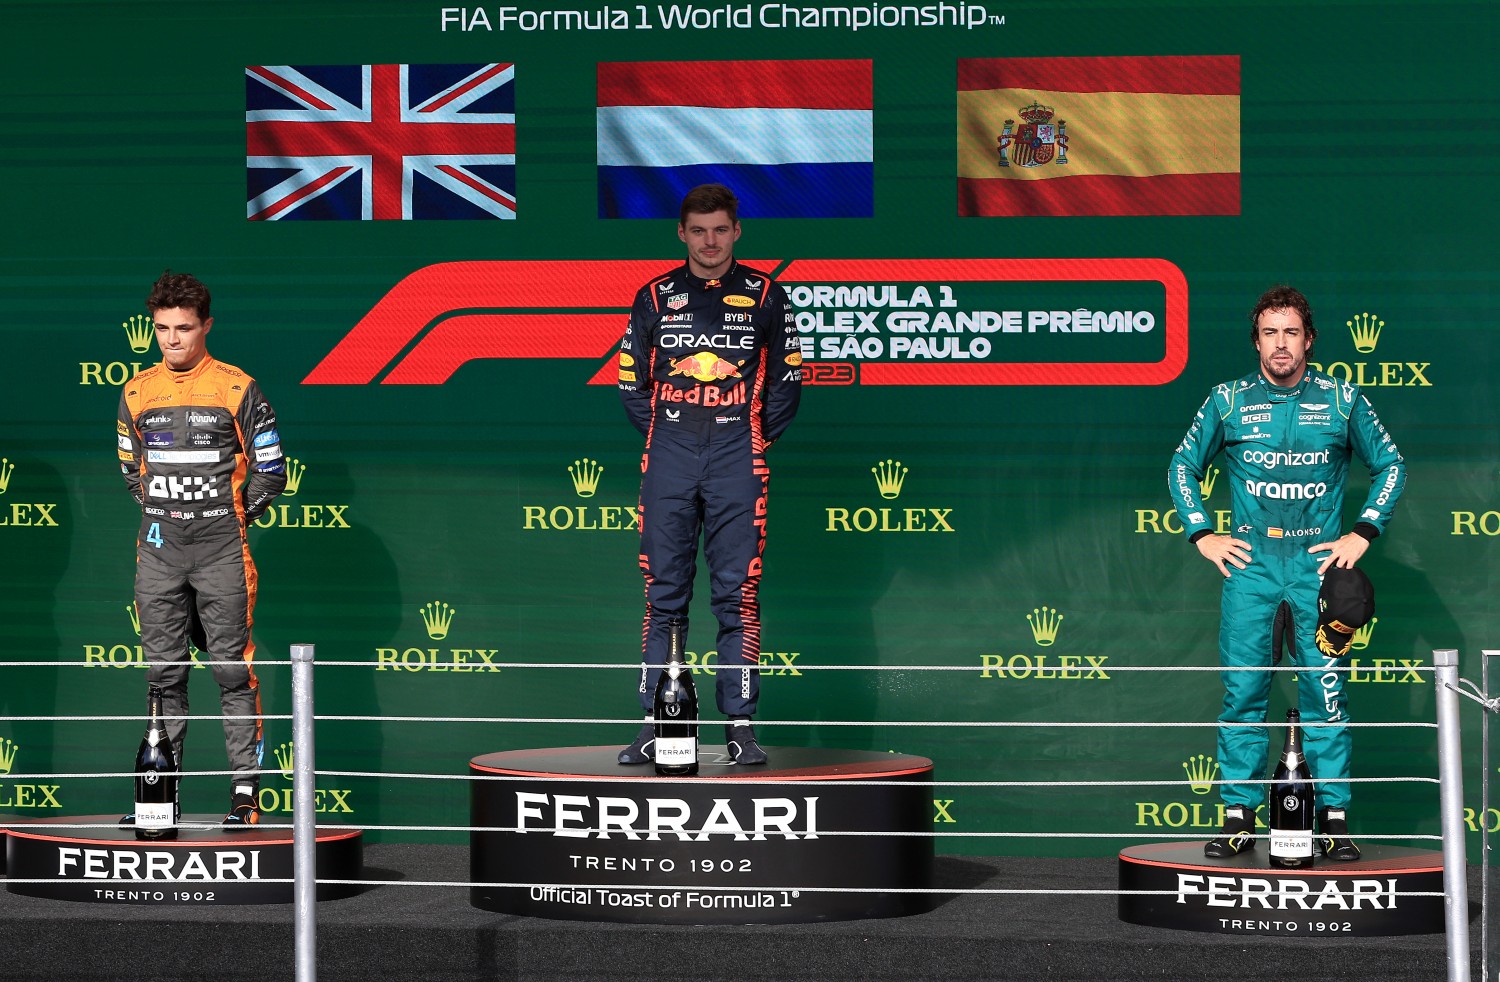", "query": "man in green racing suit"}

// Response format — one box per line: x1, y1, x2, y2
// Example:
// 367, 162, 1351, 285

1168, 285, 1406, 861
